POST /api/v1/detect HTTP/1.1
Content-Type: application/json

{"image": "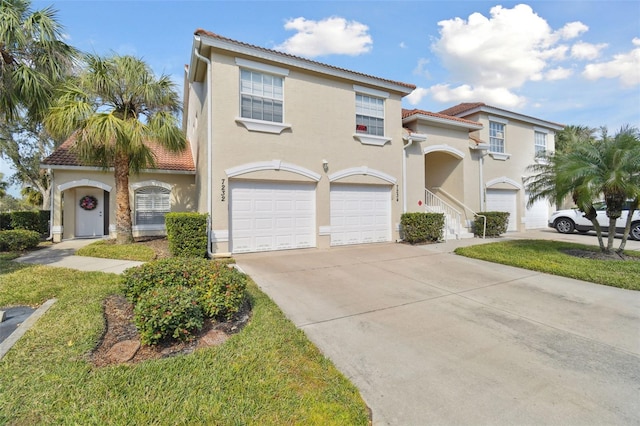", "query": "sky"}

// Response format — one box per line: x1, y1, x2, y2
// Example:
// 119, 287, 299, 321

2, 0, 639, 196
